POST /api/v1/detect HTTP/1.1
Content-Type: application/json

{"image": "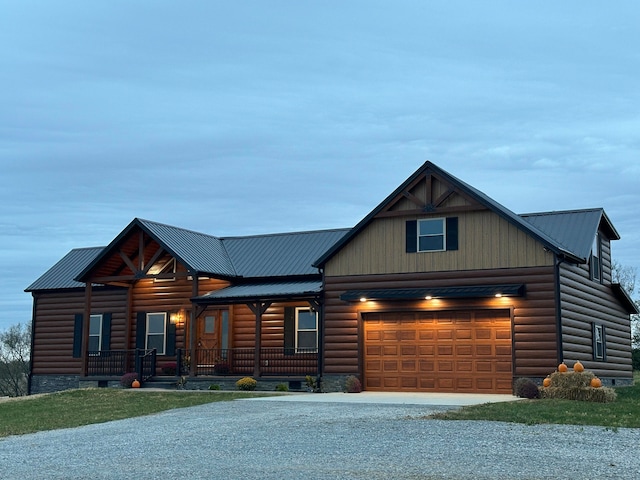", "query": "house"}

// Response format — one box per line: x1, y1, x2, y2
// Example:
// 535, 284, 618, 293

26, 161, 637, 395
